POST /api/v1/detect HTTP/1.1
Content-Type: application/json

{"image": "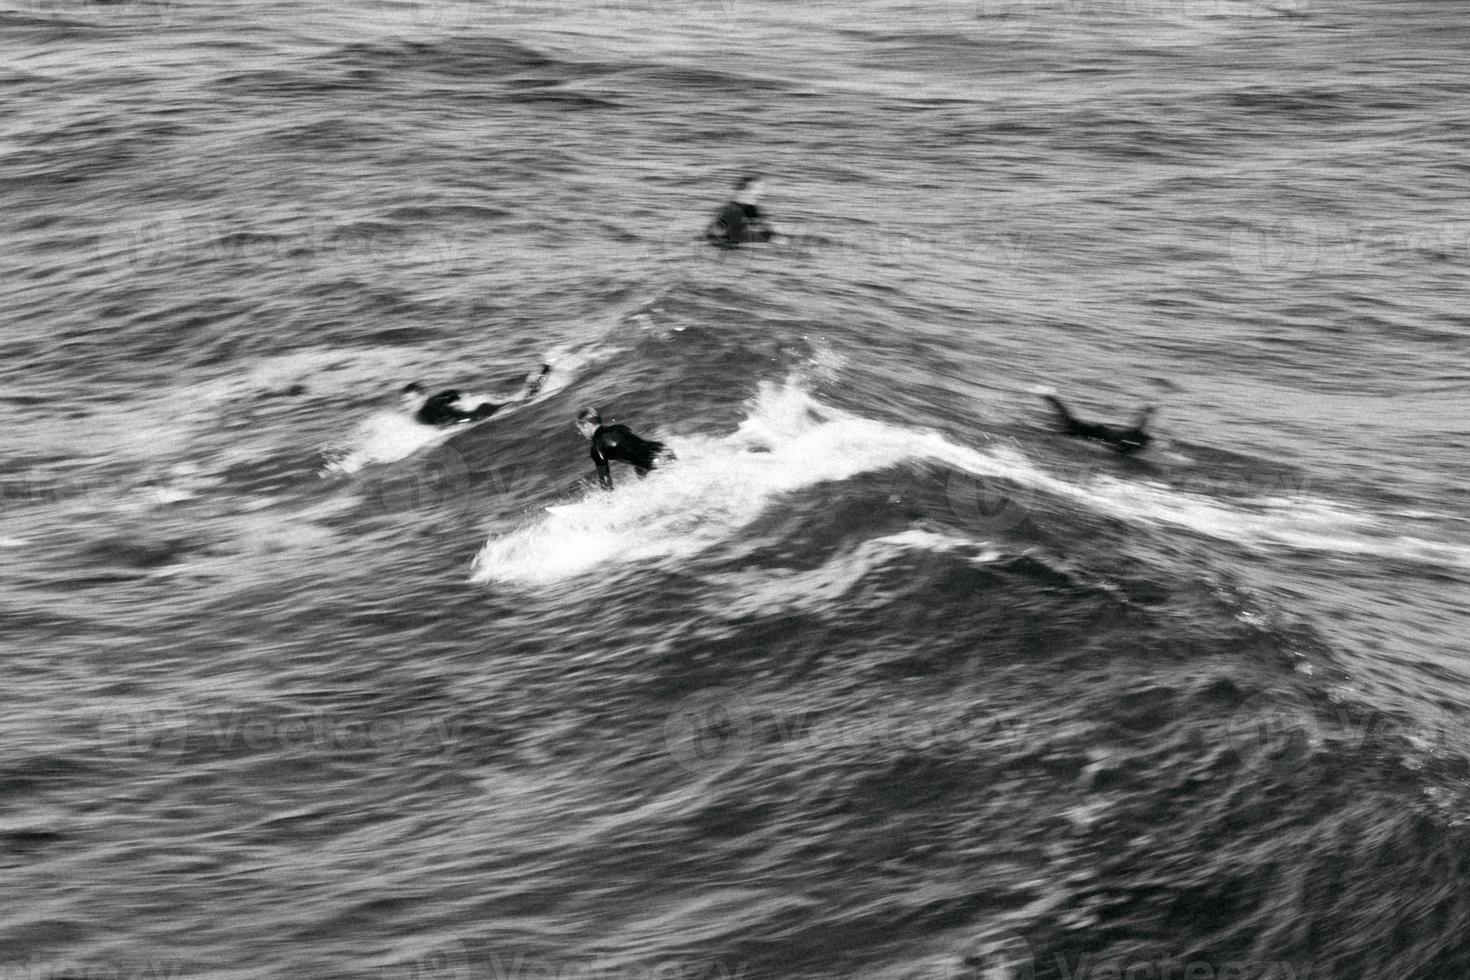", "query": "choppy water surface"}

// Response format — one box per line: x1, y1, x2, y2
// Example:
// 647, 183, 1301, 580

3, 0, 1469, 977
